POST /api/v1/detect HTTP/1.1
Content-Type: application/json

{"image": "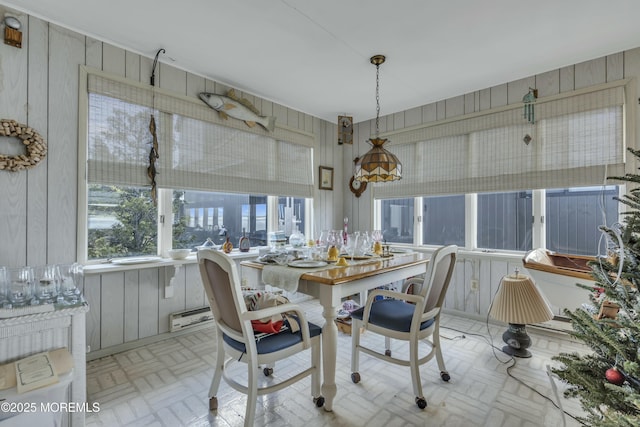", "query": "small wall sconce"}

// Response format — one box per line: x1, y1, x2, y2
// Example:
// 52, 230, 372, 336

4, 16, 22, 48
